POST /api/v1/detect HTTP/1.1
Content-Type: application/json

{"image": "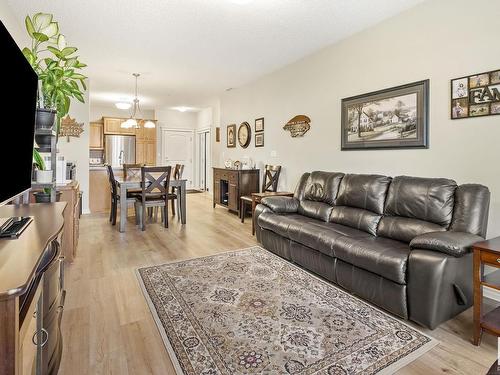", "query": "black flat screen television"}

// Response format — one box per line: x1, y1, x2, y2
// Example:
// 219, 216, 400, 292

0, 21, 38, 206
